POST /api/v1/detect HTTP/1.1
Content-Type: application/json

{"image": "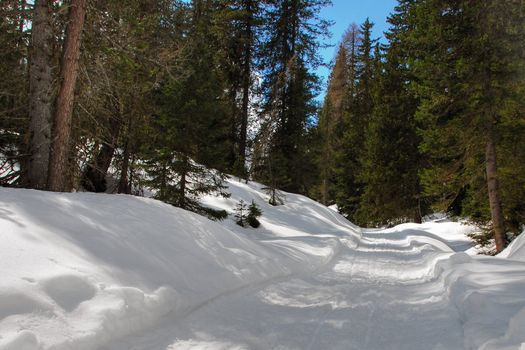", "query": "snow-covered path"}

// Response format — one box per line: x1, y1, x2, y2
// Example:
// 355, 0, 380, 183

2, 182, 525, 350
102, 228, 468, 350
